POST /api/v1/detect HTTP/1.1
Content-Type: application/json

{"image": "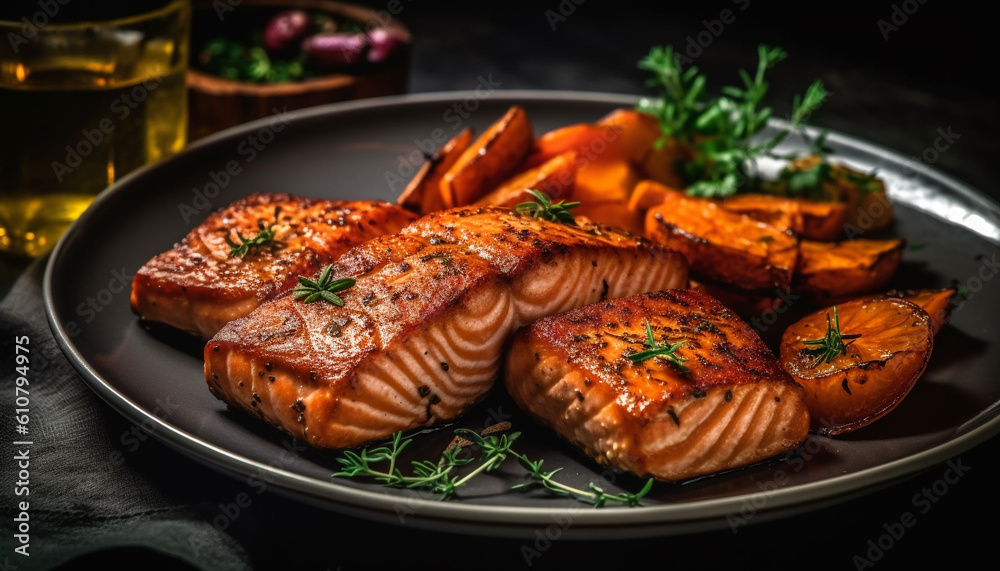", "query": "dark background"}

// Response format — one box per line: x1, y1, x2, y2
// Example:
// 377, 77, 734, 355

4, 0, 998, 569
